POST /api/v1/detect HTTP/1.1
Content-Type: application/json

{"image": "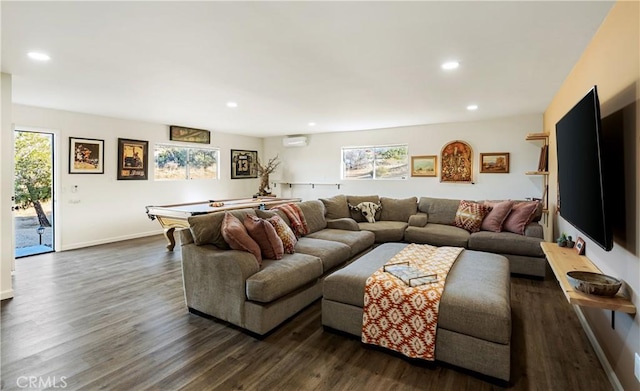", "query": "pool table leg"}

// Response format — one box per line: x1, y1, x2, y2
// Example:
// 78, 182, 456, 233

164, 227, 176, 251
